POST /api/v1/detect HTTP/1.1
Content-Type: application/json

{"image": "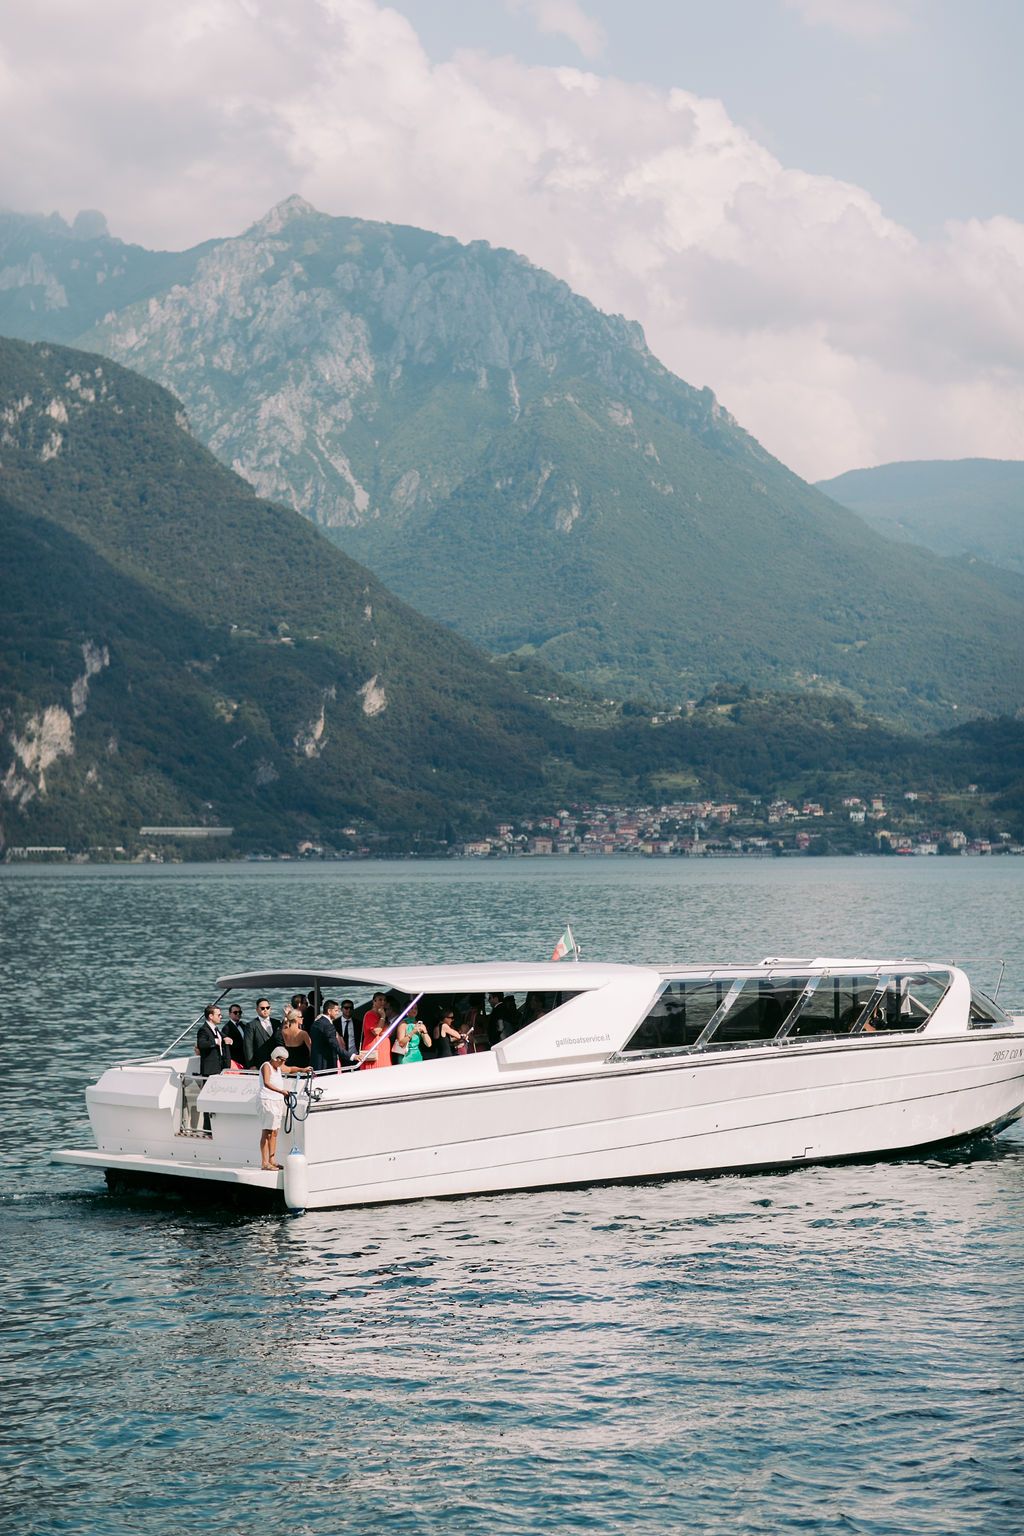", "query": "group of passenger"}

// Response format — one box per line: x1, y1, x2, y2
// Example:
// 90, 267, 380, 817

186, 990, 556, 1166
193, 989, 543, 1079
